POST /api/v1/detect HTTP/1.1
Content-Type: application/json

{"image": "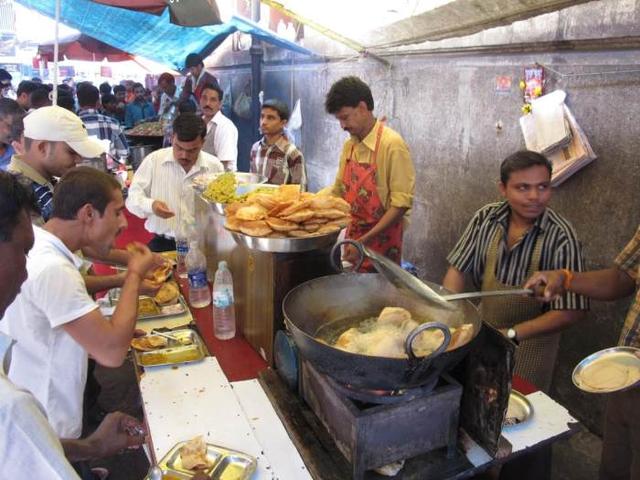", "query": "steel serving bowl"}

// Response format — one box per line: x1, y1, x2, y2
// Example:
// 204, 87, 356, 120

227, 228, 342, 253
